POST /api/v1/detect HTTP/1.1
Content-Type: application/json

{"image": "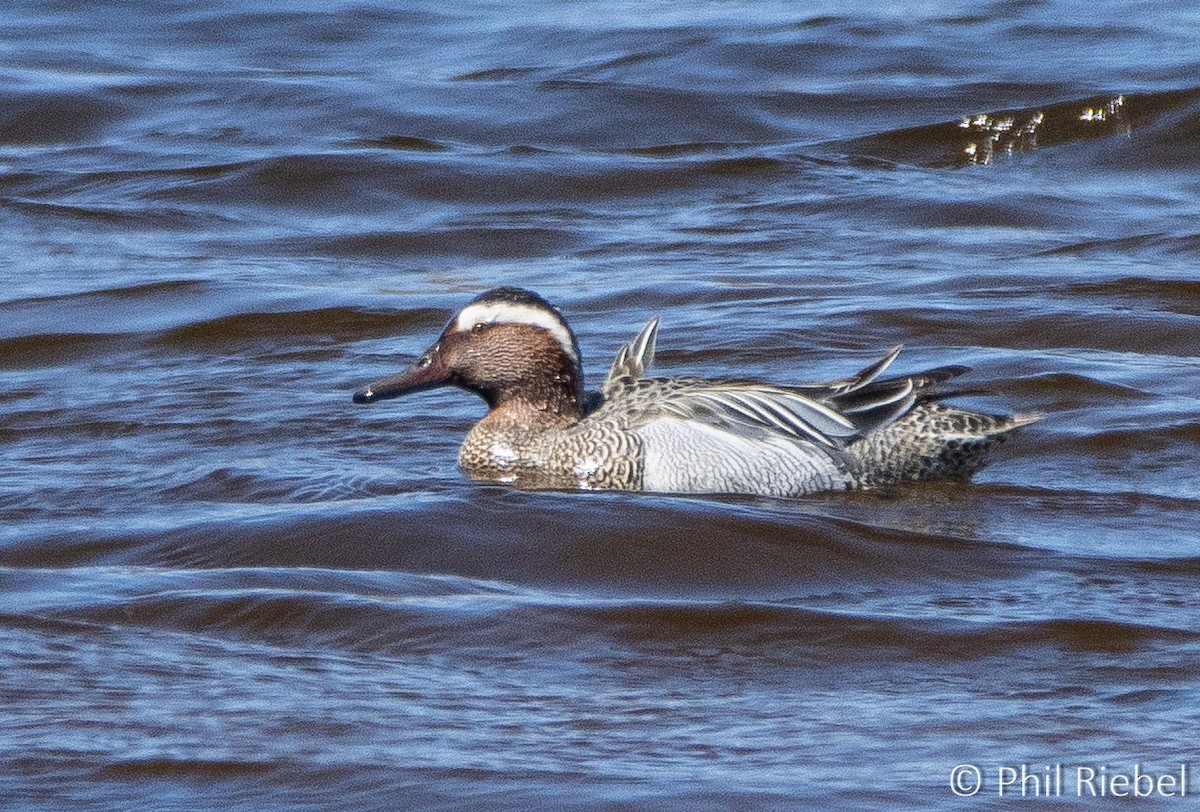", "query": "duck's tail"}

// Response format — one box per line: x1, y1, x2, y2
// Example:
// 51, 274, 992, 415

845, 404, 1041, 488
